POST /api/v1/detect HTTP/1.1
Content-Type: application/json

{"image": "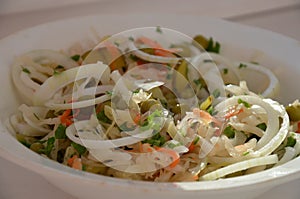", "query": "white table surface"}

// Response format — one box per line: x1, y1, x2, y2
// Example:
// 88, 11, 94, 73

1, 1, 300, 199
